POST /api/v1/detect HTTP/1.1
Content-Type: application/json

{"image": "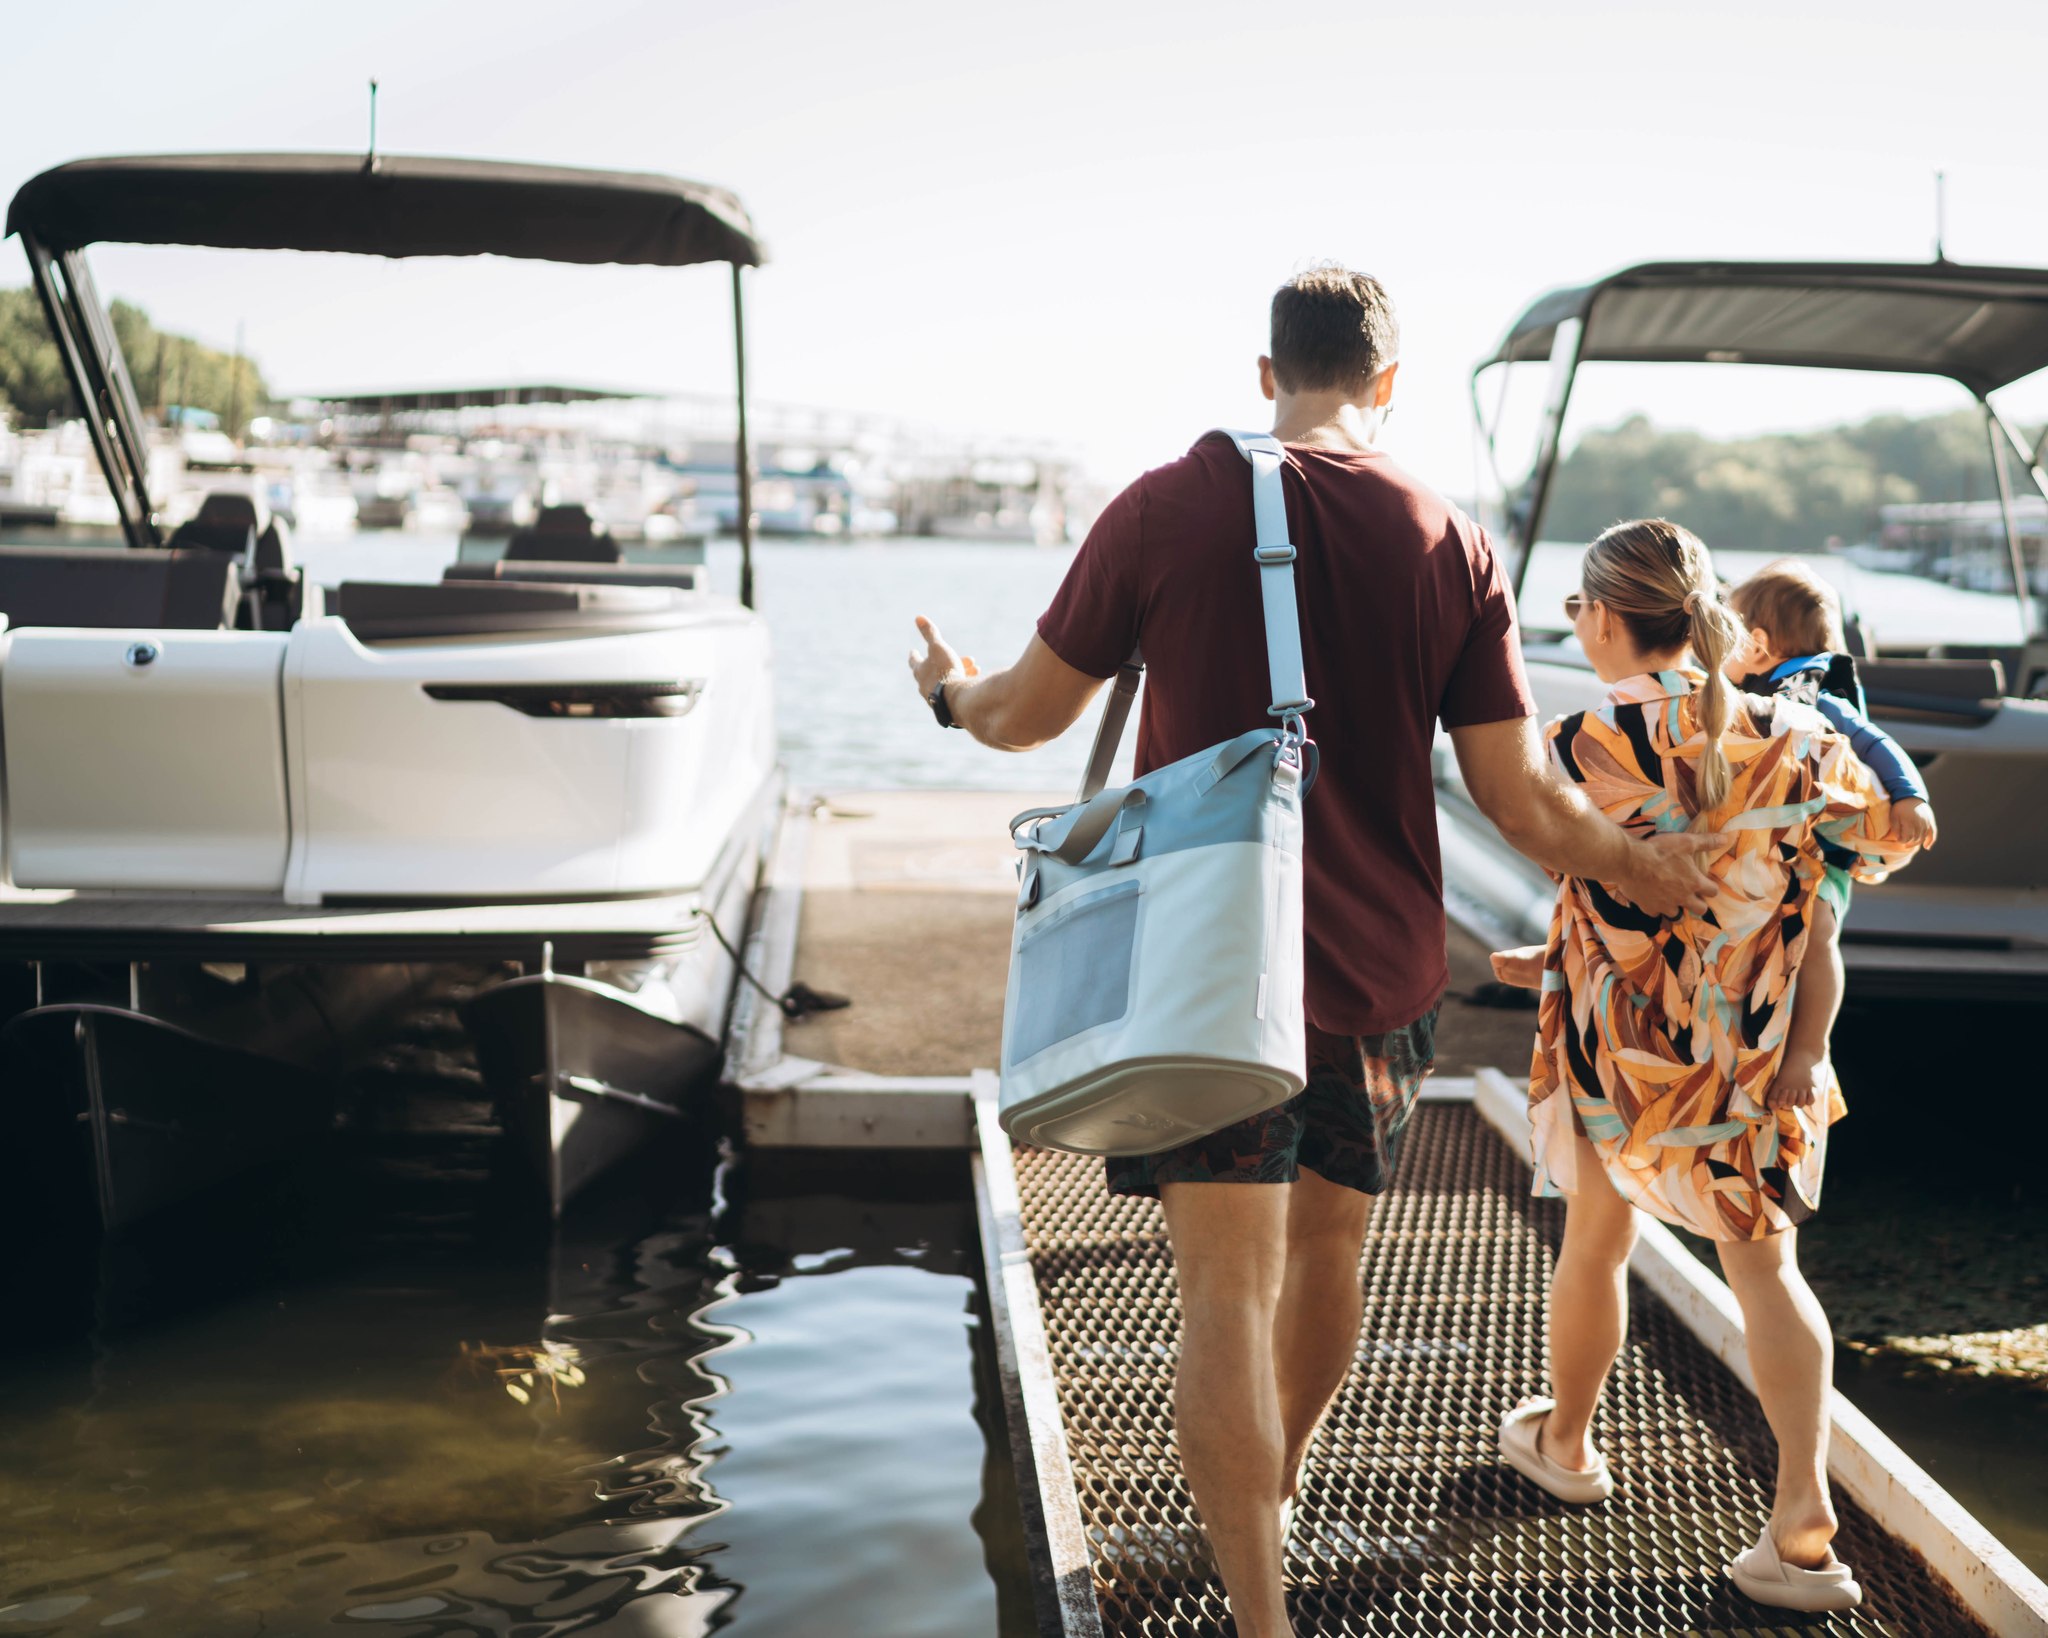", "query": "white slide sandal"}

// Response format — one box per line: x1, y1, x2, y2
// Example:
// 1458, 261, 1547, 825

1726, 1526, 1863, 1612
1497, 1398, 1614, 1504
